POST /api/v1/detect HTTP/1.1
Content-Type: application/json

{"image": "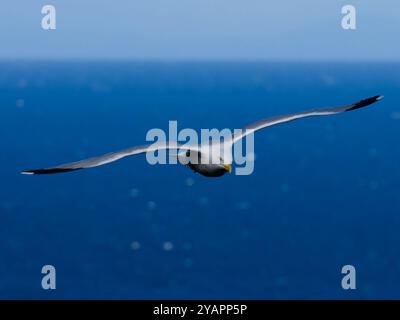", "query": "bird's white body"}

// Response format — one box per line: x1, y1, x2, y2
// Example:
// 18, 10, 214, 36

176, 142, 233, 177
